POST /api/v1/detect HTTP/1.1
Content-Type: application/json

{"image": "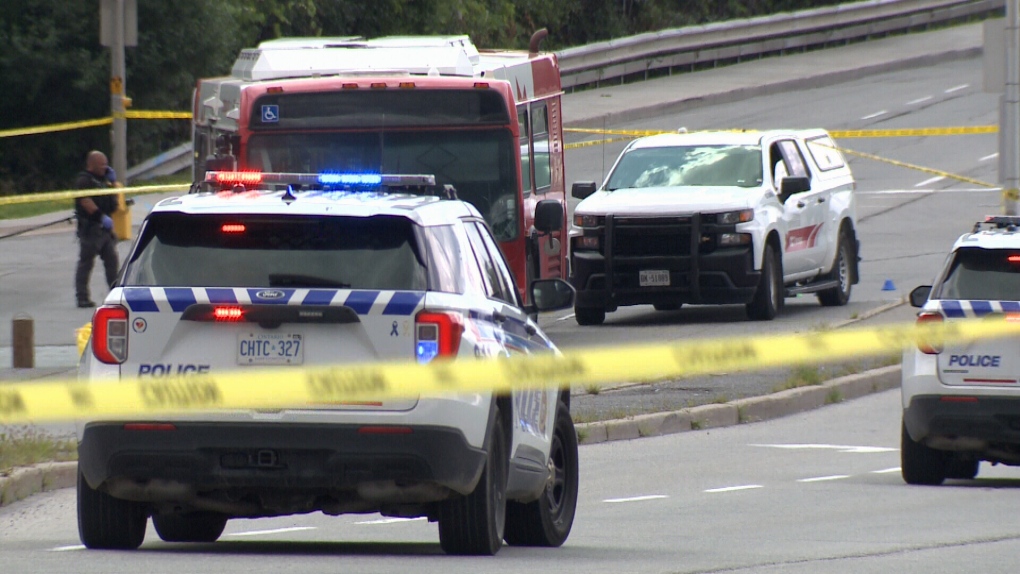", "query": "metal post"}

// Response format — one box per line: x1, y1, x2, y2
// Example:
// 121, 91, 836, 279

1004, 0, 1020, 214
12, 315, 34, 369
111, 0, 128, 184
